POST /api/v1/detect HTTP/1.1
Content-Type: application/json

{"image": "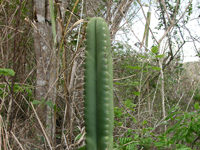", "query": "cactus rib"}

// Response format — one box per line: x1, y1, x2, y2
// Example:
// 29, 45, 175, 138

84, 17, 114, 150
